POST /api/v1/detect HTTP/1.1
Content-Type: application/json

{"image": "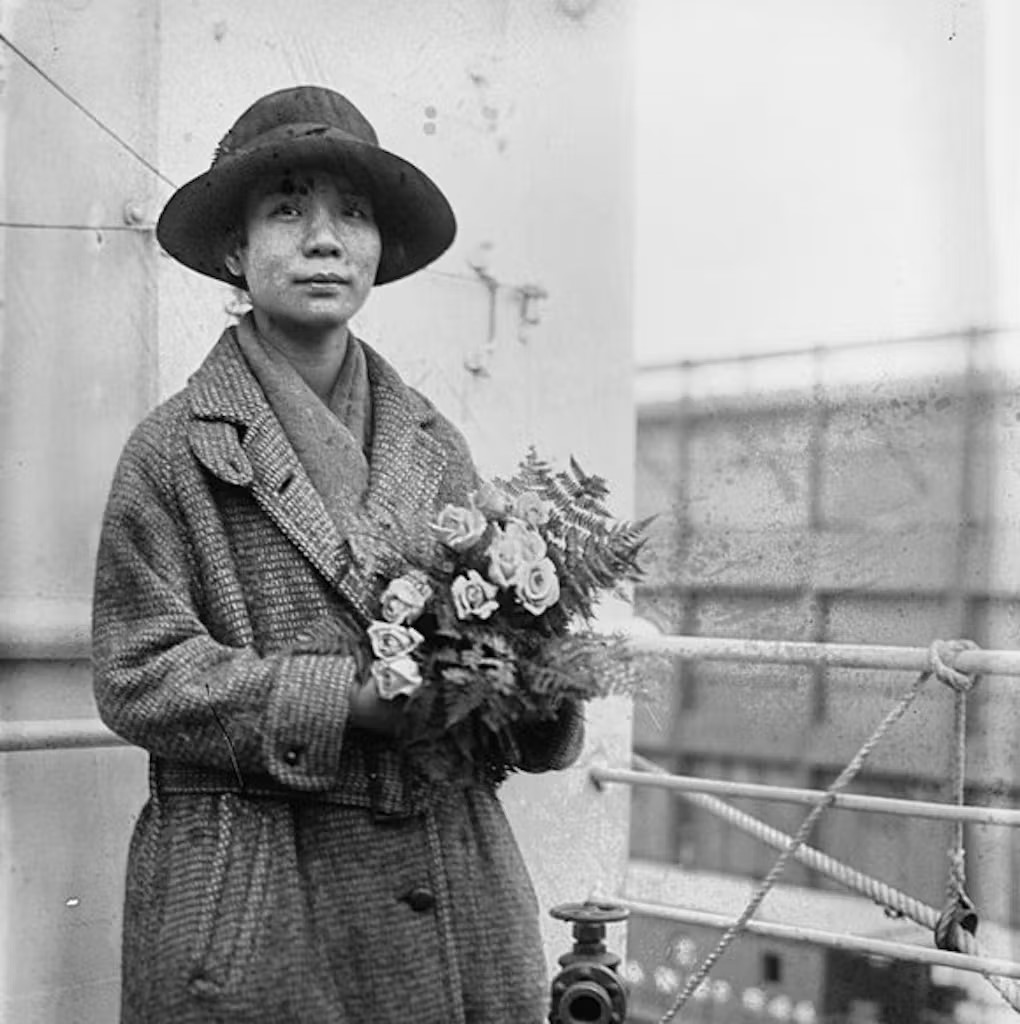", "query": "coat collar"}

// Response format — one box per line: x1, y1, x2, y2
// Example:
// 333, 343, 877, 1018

185, 326, 448, 622
187, 325, 438, 432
